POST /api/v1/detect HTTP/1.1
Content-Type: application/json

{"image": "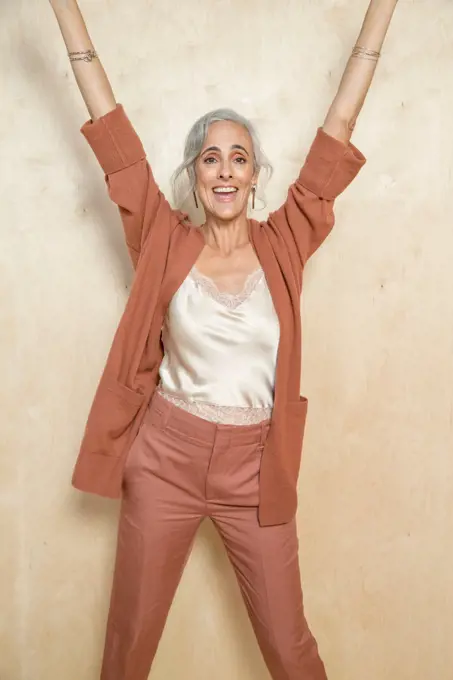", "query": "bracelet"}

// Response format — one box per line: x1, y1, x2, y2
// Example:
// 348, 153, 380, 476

352, 45, 381, 61
68, 49, 98, 63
